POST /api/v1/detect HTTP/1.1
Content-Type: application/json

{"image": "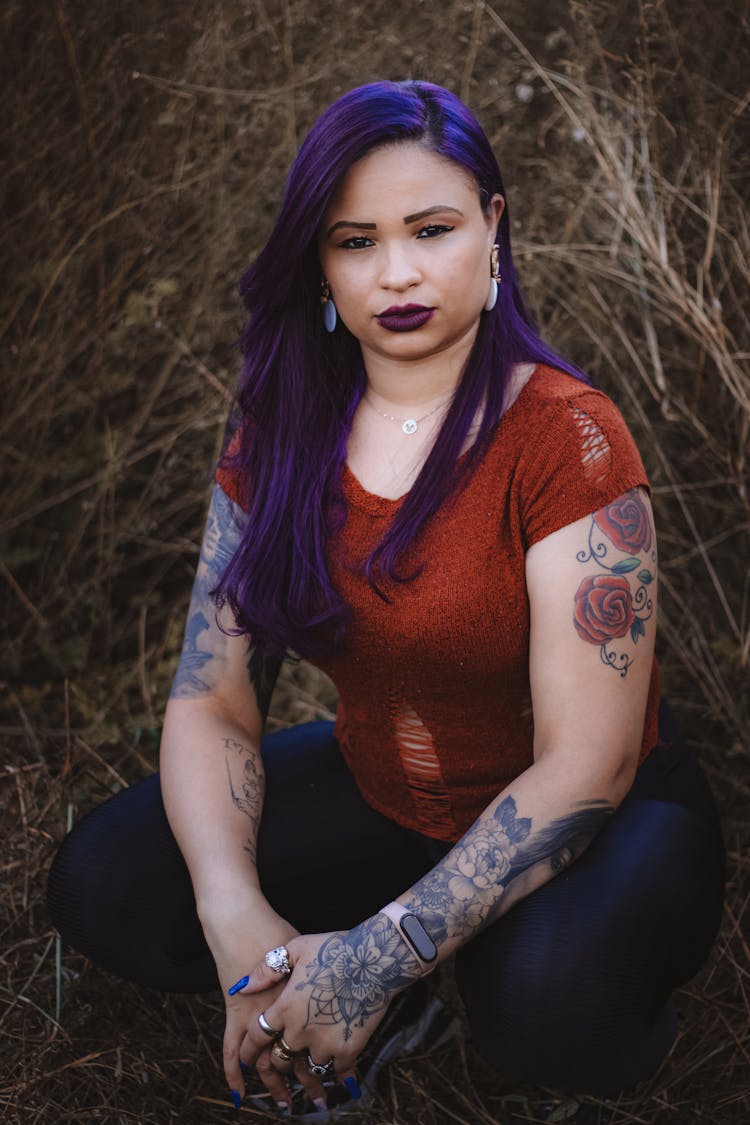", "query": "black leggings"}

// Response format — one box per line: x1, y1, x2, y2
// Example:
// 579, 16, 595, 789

47, 703, 724, 1096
